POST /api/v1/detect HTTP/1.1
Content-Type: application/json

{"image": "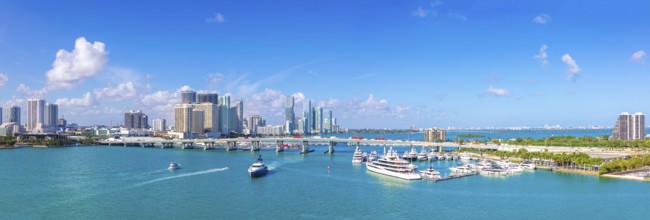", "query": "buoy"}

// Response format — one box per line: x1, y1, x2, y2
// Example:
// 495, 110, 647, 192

327, 165, 330, 171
